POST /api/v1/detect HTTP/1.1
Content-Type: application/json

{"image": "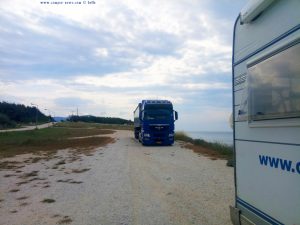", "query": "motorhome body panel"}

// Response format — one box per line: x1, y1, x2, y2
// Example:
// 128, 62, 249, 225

235, 121, 300, 145
232, 1, 300, 224
233, 0, 300, 64
236, 140, 300, 224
